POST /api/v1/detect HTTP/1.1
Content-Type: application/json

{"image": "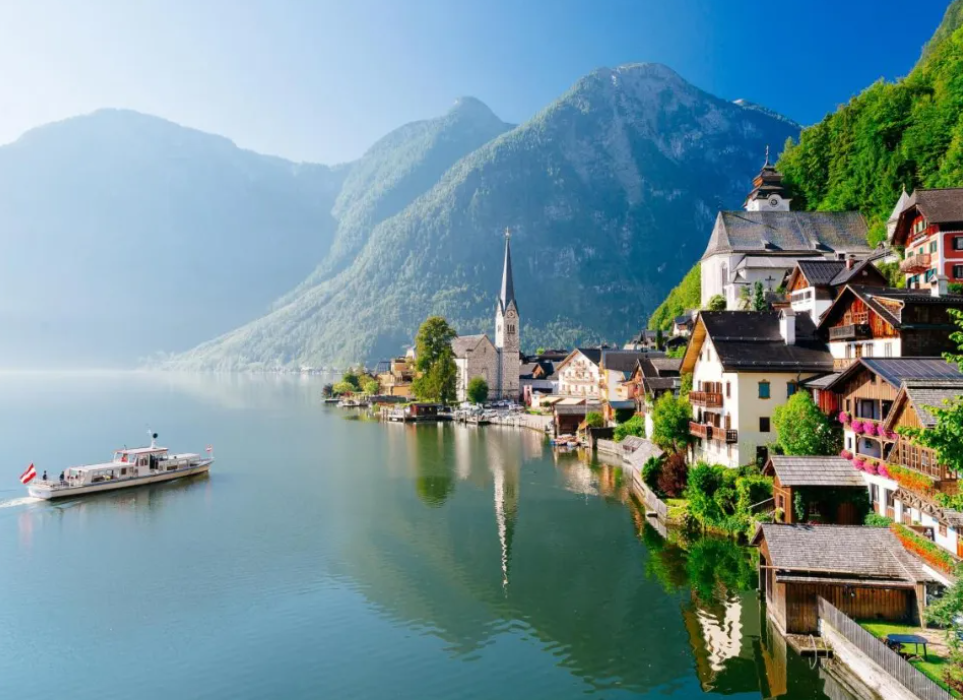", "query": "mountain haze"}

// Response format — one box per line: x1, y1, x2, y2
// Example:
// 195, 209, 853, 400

0, 109, 346, 367
172, 64, 799, 369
